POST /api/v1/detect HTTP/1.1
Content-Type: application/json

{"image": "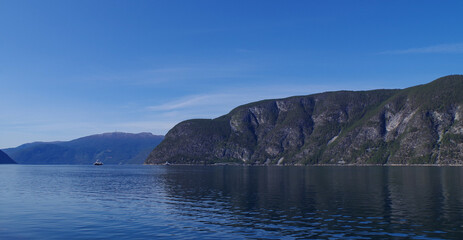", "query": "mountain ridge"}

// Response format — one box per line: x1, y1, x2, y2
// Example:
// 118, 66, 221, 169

0, 150, 16, 164
146, 75, 463, 165
4, 132, 164, 165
